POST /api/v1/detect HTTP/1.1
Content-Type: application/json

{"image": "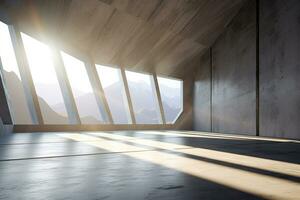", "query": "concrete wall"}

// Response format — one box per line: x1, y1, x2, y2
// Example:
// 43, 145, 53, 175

0, 118, 13, 135
193, 0, 300, 139
193, 0, 257, 135
259, 0, 300, 139
212, 0, 256, 135
0, 58, 12, 125
194, 51, 211, 131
